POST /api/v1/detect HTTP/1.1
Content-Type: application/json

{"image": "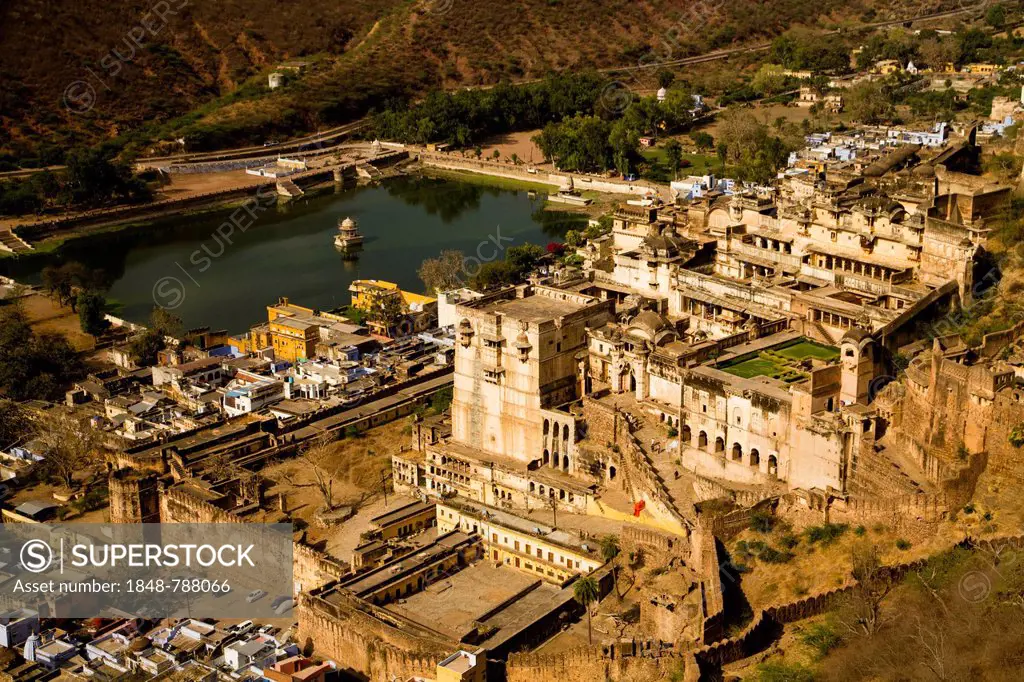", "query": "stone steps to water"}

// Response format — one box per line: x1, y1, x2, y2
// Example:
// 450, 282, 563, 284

0, 228, 32, 254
